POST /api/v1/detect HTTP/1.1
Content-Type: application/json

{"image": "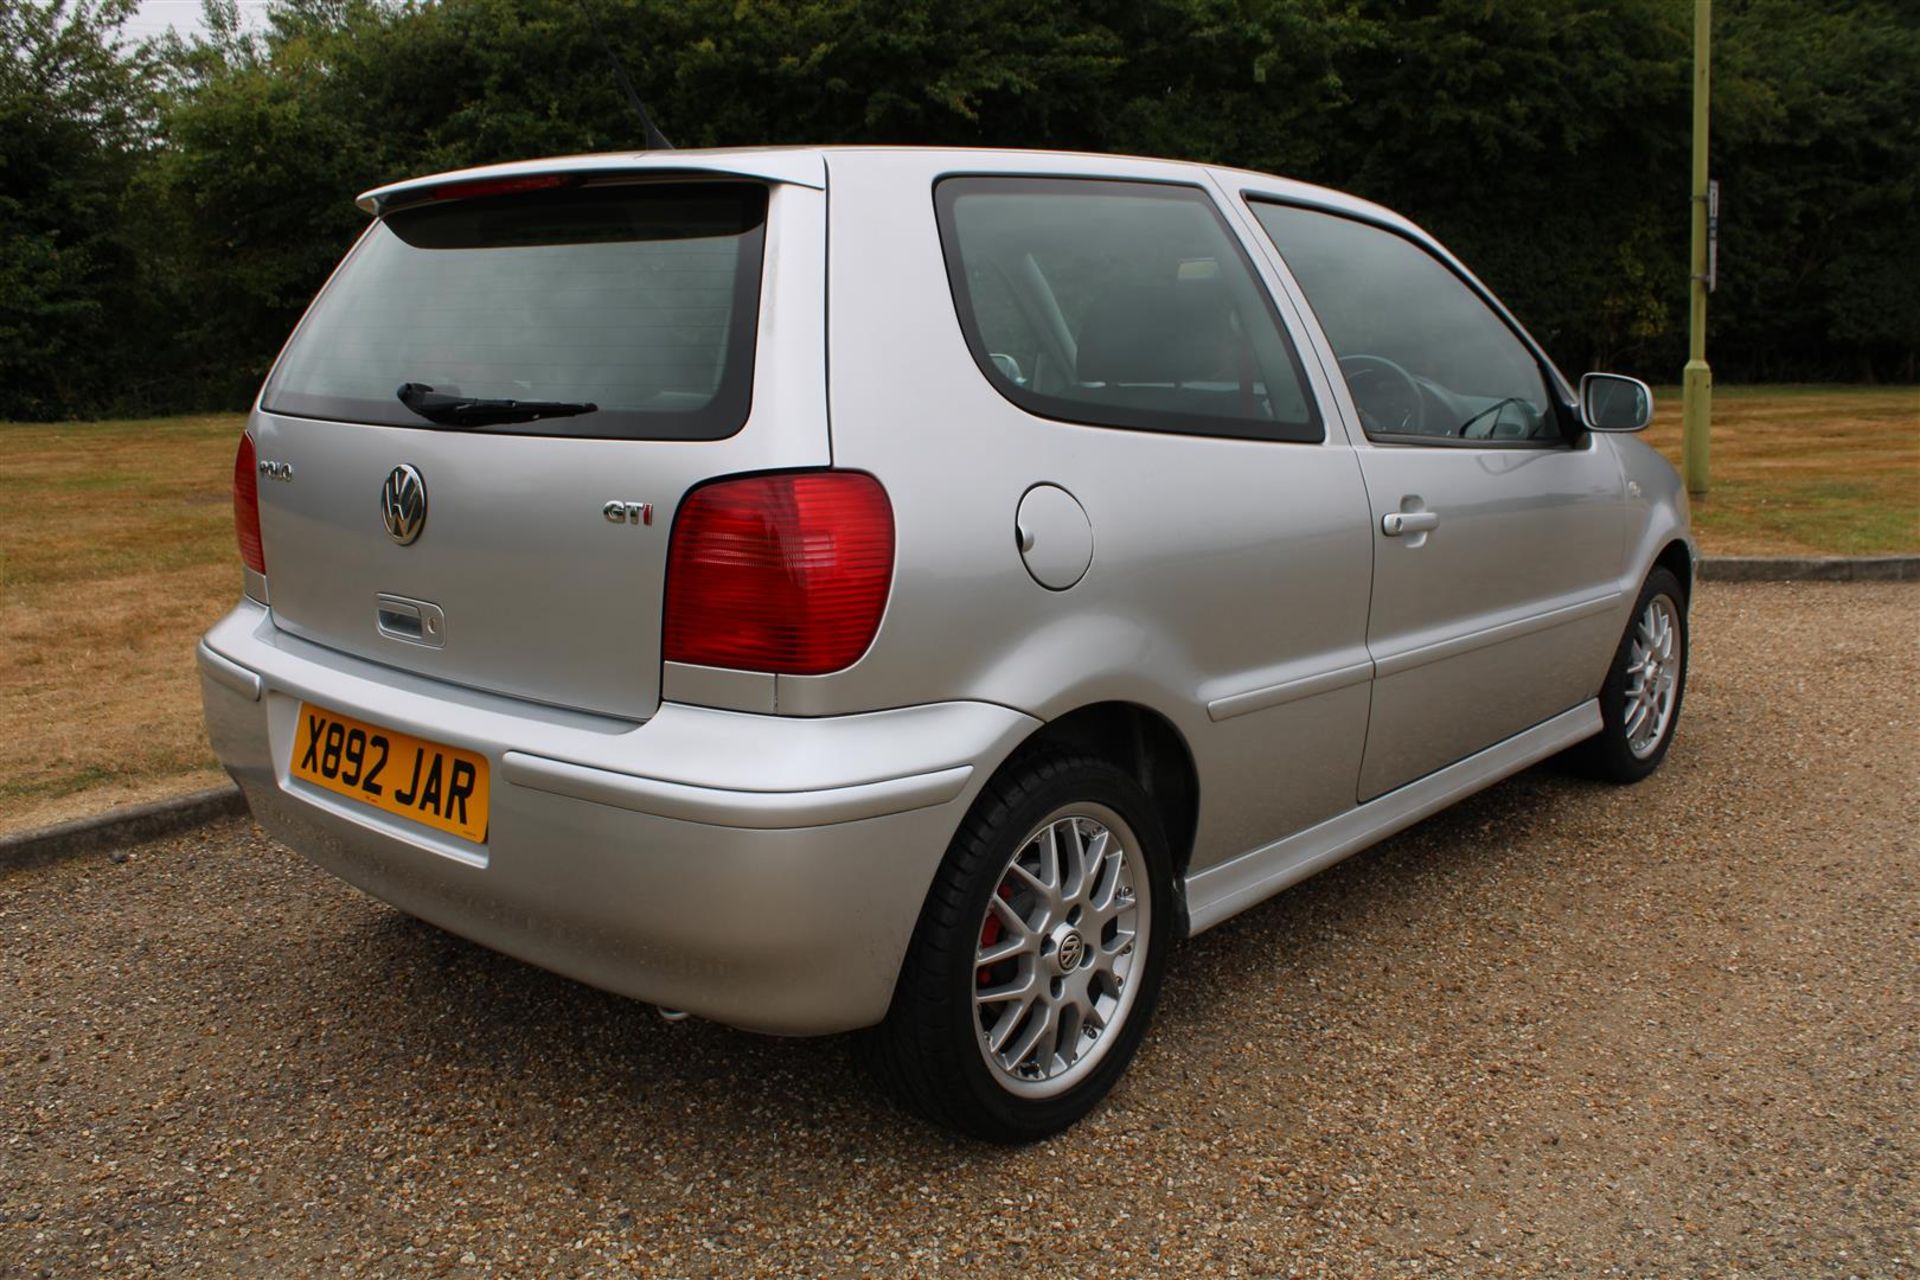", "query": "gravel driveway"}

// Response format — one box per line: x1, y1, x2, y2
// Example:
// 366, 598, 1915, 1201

4, 582, 1915, 1278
